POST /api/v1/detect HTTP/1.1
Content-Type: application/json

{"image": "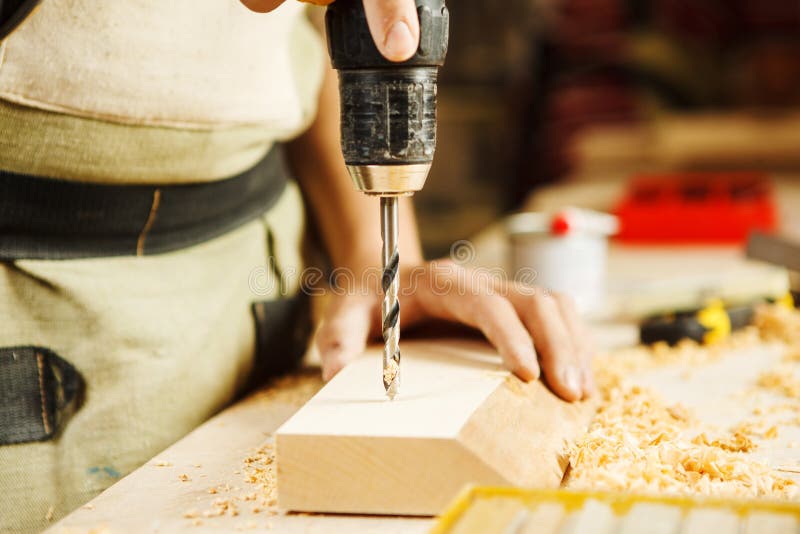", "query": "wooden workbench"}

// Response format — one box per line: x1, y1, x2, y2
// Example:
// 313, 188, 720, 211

48, 334, 800, 533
